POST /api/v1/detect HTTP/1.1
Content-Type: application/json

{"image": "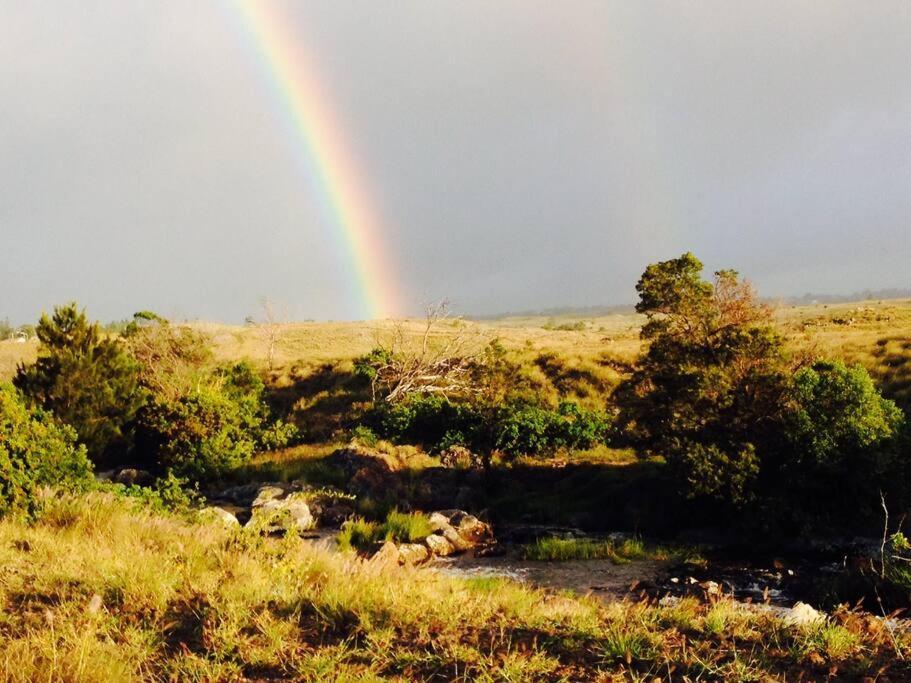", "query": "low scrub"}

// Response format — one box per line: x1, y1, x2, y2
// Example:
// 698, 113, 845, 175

364, 394, 610, 458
